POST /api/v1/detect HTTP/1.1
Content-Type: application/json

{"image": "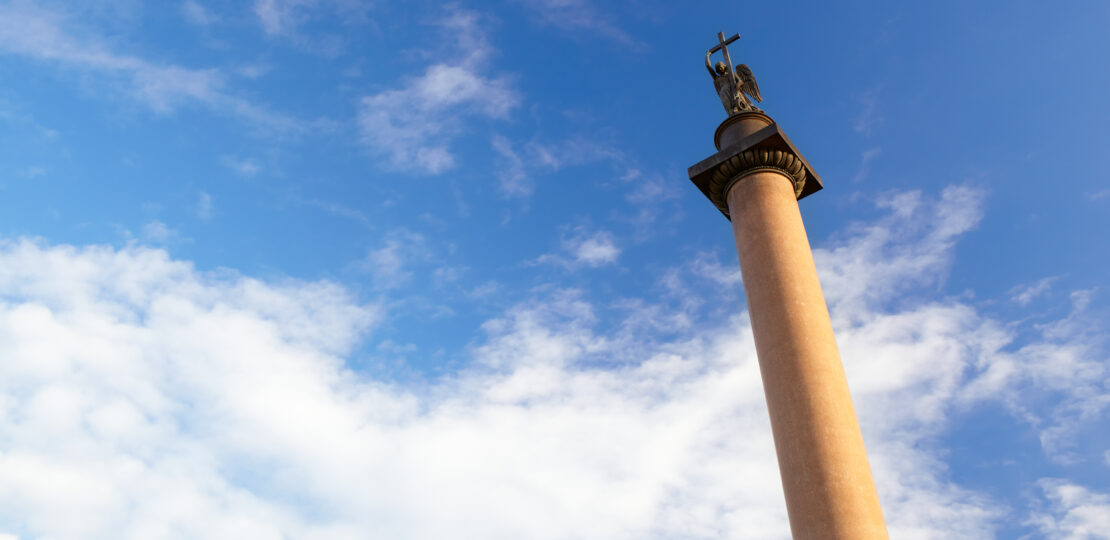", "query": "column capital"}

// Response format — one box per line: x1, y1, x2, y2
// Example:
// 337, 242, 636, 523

688, 116, 823, 221
714, 148, 807, 206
